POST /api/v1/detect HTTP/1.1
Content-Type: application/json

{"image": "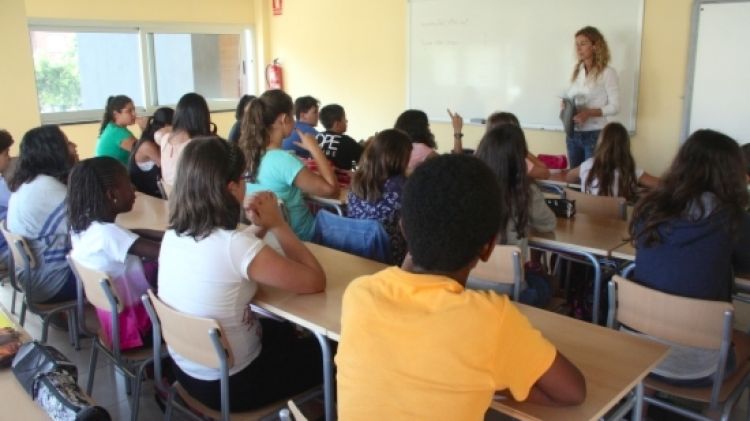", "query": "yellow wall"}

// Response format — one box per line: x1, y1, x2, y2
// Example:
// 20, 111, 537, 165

0, 0, 41, 152
261, 0, 693, 175
4, 0, 694, 171
3, 0, 256, 158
